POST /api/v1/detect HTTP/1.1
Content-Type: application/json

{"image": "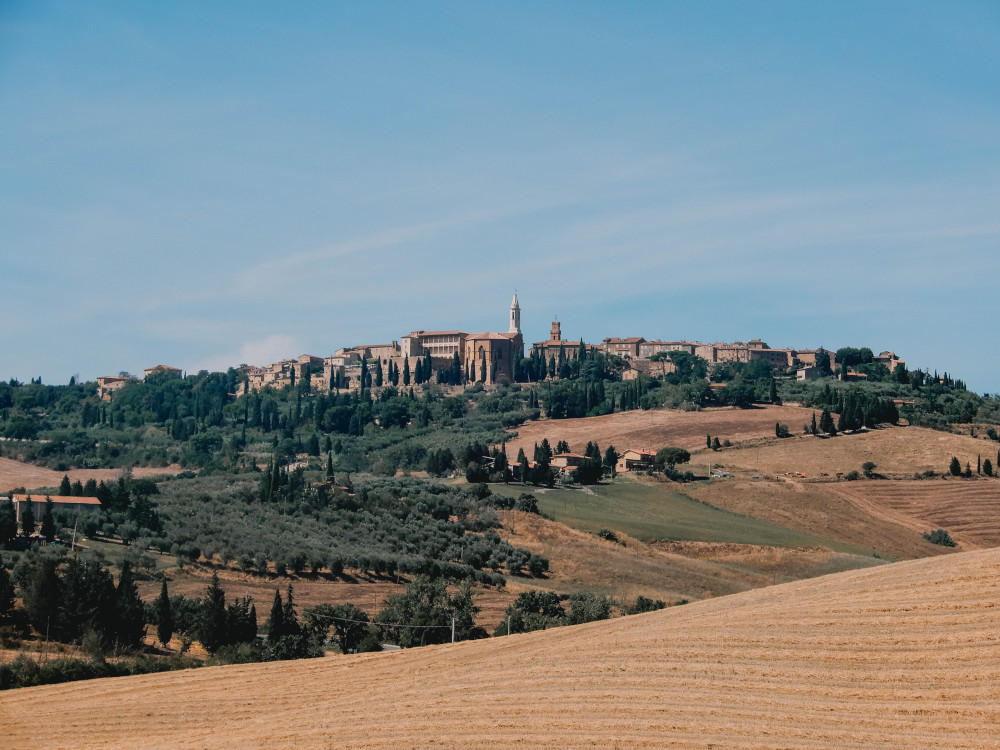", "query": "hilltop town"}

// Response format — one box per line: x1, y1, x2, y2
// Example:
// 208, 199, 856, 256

94, 293, 906, 400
